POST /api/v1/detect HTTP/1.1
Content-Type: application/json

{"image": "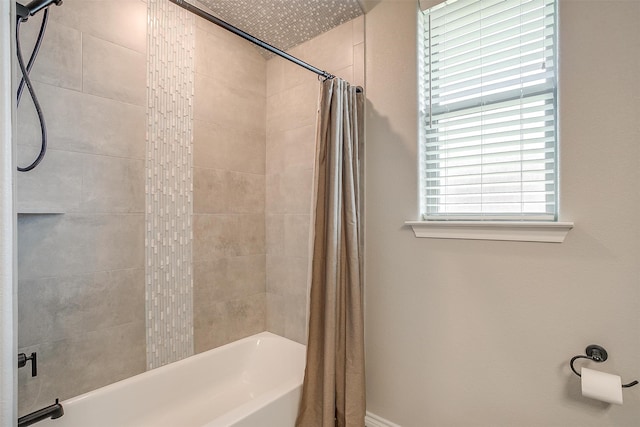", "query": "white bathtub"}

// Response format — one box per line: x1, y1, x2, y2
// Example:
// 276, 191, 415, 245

39, 332, 306, 427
